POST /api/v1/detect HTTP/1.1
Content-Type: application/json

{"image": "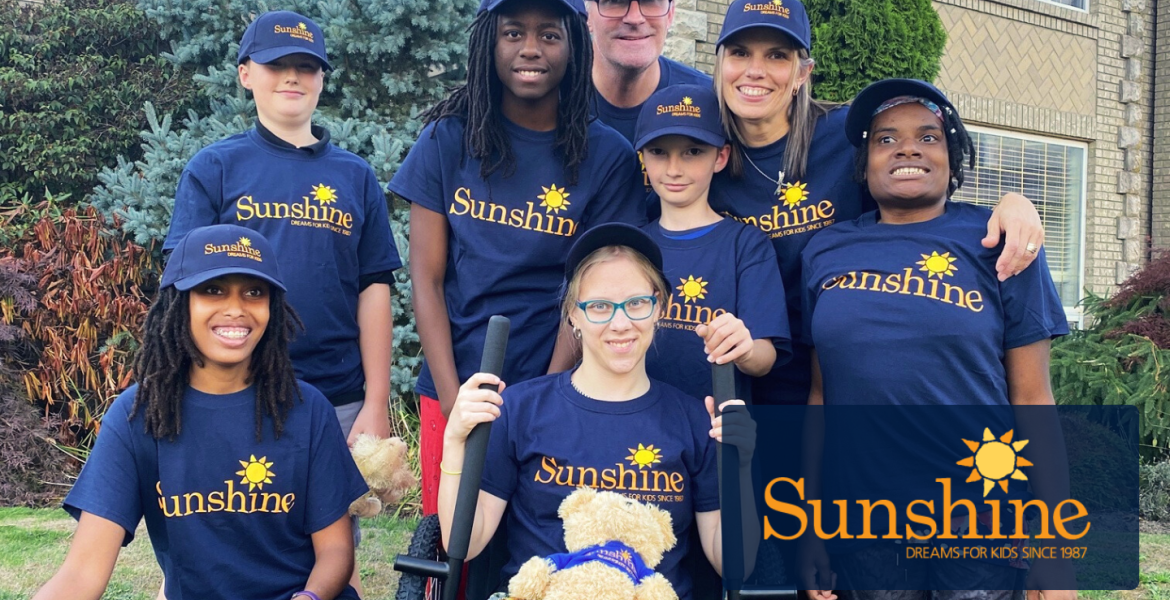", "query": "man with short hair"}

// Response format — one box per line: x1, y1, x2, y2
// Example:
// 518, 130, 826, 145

587, 0, 711, 144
